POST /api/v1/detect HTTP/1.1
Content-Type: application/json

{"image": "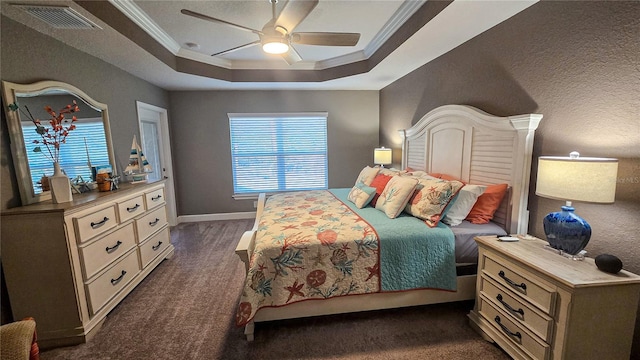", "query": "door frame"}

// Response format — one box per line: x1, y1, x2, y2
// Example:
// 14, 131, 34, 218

136, 101, 177, 226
